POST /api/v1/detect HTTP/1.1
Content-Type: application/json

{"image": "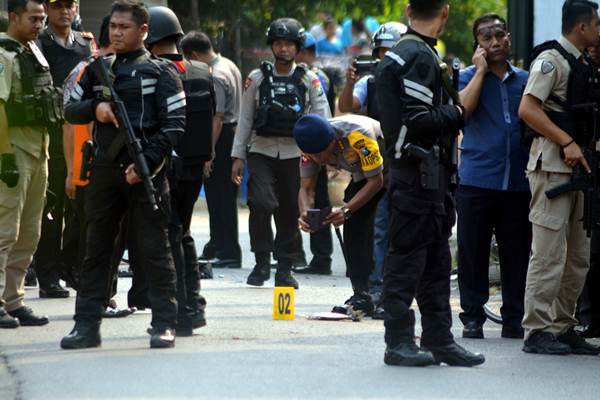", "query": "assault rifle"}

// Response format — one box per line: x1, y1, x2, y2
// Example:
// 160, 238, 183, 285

88, 56, 159, 211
